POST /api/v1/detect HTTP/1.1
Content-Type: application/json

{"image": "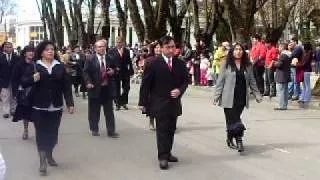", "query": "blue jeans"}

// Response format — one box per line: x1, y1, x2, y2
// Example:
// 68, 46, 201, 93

299, 72, 312, 103
315, 61, 320, 74
288, 67, 301, 98
277, 83, 289, 109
